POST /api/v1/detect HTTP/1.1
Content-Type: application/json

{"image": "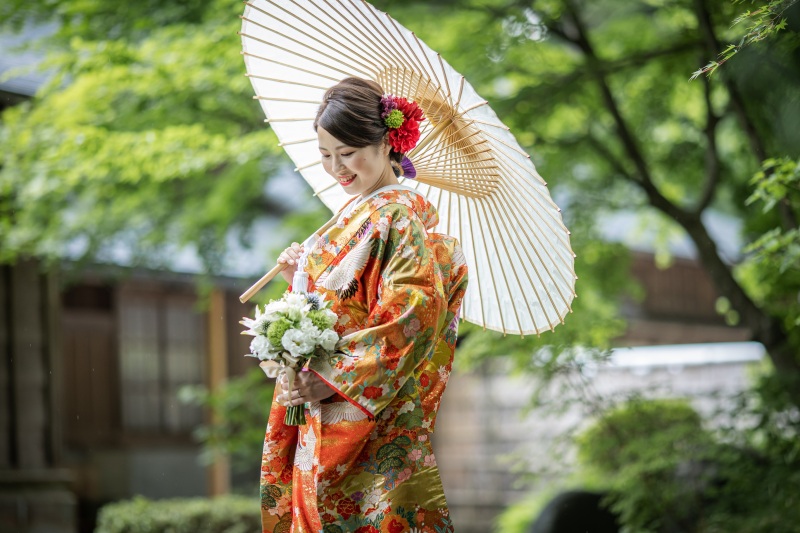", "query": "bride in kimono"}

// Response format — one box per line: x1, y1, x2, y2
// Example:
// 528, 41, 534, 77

260, 77, 469, 533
